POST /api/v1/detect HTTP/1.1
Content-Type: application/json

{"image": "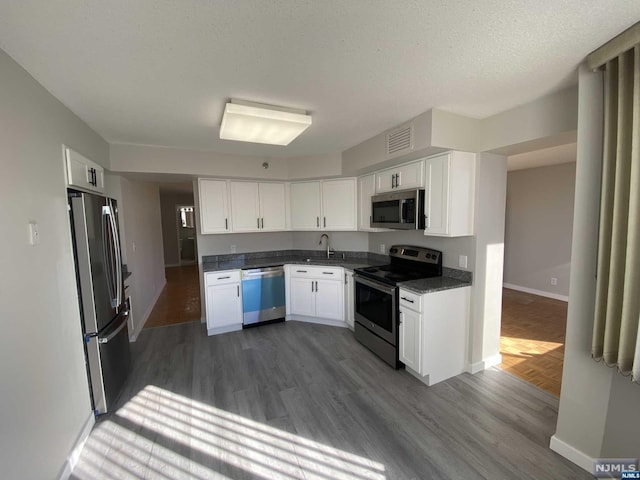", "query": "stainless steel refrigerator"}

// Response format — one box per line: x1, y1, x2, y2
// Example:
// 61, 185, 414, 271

69, 190, 130, 416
